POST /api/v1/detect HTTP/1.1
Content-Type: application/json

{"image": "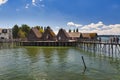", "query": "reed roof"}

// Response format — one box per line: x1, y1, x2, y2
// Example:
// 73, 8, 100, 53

68, 32, 81, 38
31, 28, 42, 38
